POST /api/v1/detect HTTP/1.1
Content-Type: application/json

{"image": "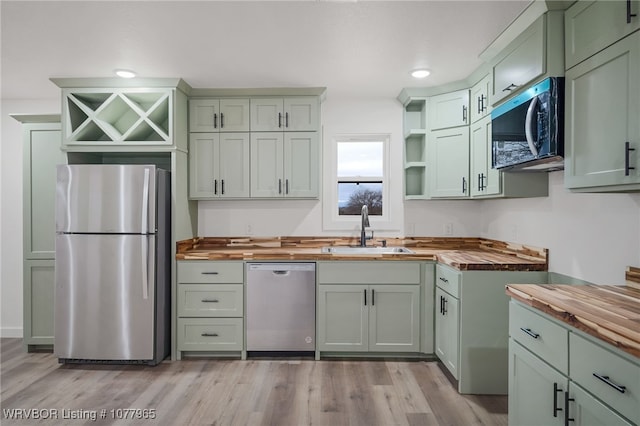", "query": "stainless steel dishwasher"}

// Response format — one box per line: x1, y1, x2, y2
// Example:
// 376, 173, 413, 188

246, 263, 316, 353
